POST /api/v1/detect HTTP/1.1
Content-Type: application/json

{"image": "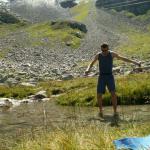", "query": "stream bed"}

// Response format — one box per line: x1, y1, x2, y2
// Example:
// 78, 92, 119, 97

0, 100, 150, 138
